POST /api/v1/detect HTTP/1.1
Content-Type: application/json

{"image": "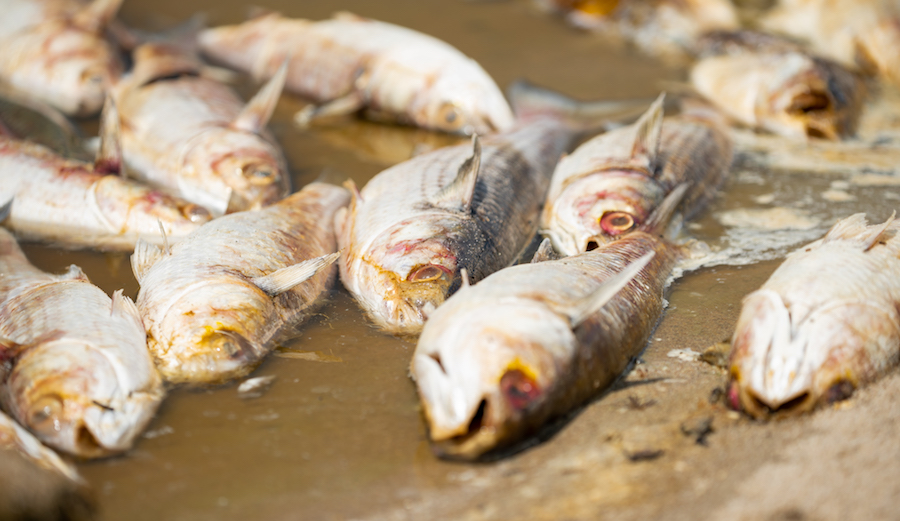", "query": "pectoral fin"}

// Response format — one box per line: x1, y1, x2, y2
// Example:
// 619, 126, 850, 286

251, 251, 340, 296
0, 198, 12, 222
94, 97, 126, 177
111, 289, 144, 331
531, 238, 560, 263
294, 92, 365, 127
131, 238, 164, 285
232, 60, 288, 134
565, 252, 655, 327
130, 43, 203, 88
430, 135, 481, 212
